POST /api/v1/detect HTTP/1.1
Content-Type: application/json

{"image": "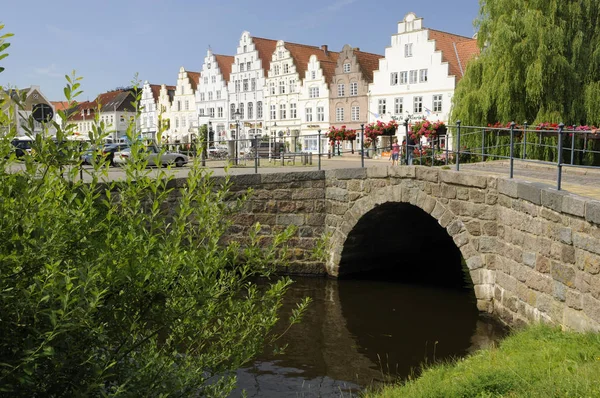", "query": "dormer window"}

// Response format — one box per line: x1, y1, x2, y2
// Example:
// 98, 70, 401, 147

343, 63, 351, 73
